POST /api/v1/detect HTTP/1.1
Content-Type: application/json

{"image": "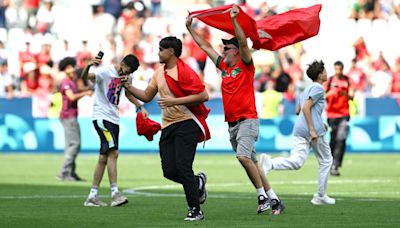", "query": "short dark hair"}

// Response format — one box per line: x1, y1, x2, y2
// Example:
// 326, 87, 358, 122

58, 57, 76, 71
334, 60, 344, 68
159, 36, 182, 58
306, 60, 325, 82
122, 54, 140, 73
